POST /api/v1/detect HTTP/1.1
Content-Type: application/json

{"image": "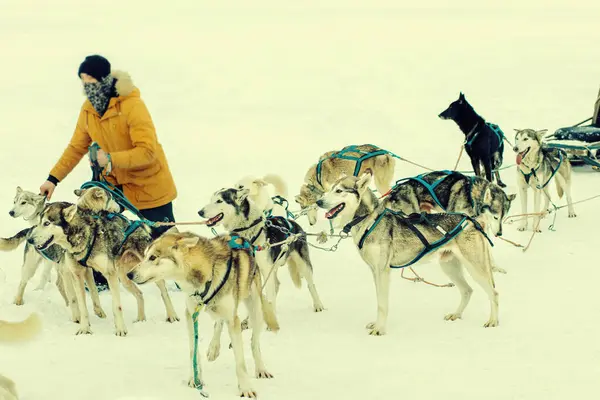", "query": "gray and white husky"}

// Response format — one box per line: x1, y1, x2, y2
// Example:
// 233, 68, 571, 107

1, 187, 107, 323
513, 129, 576, 232
198, 187, 325, 316
383, 171, 516, 237
27, 188, 179, 336
295, 144, 396, 225
316, 172, 500, 336
1, 187, 66, 305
